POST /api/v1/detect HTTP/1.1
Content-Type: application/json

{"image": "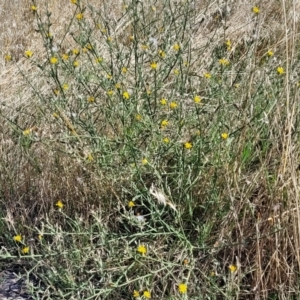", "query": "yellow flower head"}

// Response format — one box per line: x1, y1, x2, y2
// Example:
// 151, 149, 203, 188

122, 67, 128, 73
194, 95, 201, 103
267, 50, 274, 57
55, 200, 64, 209
38, 234, 43, 241
107, 90, 114, 96
5, 54, 12, 61
133, 290, 140, 298
31, 5, 37, 11
13, 235, 22, 242
87, 153, 93, 162
150, 62, 158, 70
178, 283, 188, 294
161, 119, 169, 127
23, 128, 31, 136
170, 101, 178, 109
184, 142, 192, 149
277, 66, 284, 75
88, 96, 95, 103
107, 74, 112, 80
115, 83, 121, 89
128, 201, 135, 208
221, 132, 228, 139
123, 91, 130, 100
72, 48, 80, 55
76, 13, 84, 20
229, 264, 237, 272
252, 6, 260, 14
71, 0, 77, 4
159, 49, 166, 58
21, 247, 30, 254
62, 53, 69, 60
95, 57, 103, 64
163, 137, 170, 144
143, 290, 151, 299
62, 84, 69, 90
25, 50, 33, 58
219, 58, 229, 66
173, 43, 180, 51
137, 244, 147, 255
160, 98, 167, 105
204, 72, 211, 79
225, 40, 231, 50
173, 69, 179, 75
50, 57, 58, 64
142, 158, 148, 165
73, 60, 80, 67
135, 114, 142, 121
